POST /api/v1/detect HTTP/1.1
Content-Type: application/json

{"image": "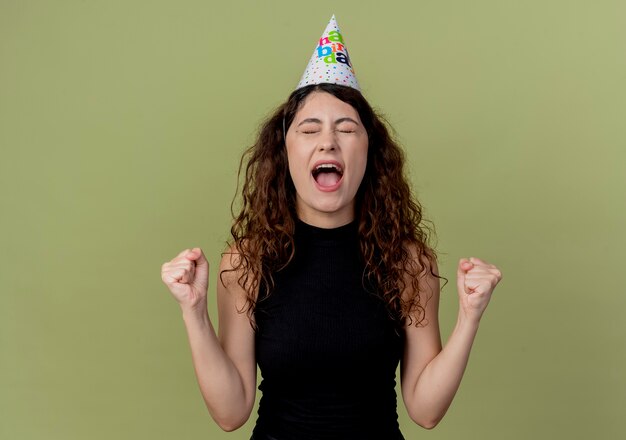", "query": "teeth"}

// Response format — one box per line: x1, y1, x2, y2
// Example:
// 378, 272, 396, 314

315, 163, 343, 173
